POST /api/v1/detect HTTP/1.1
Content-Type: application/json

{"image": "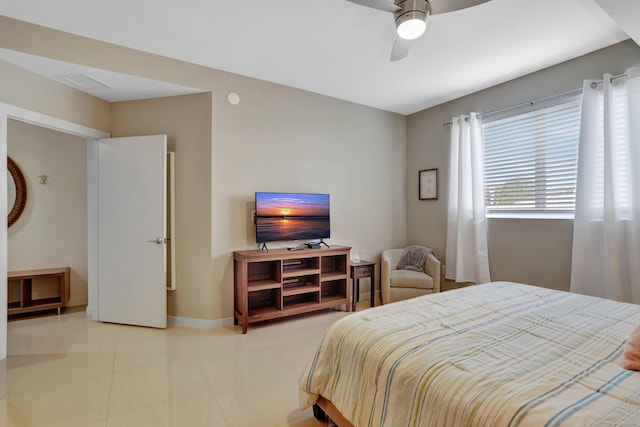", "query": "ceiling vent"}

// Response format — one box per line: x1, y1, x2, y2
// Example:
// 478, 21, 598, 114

58, 73, 113, 90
